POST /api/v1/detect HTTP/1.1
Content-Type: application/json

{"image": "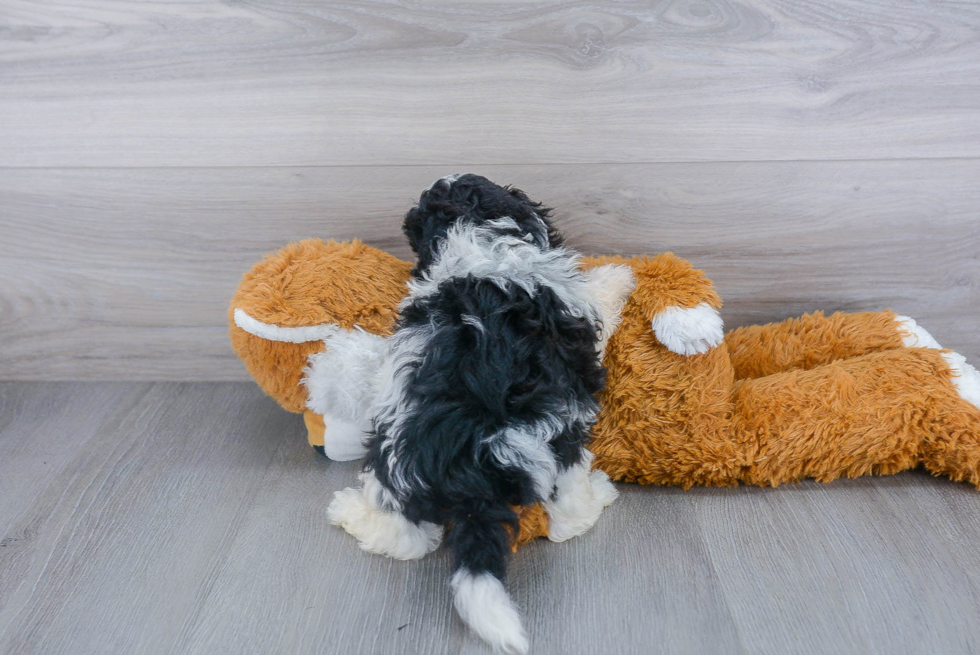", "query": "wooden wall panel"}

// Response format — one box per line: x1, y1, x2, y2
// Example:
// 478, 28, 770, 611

1, 0, 979, 166
1, 161, 976, 380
